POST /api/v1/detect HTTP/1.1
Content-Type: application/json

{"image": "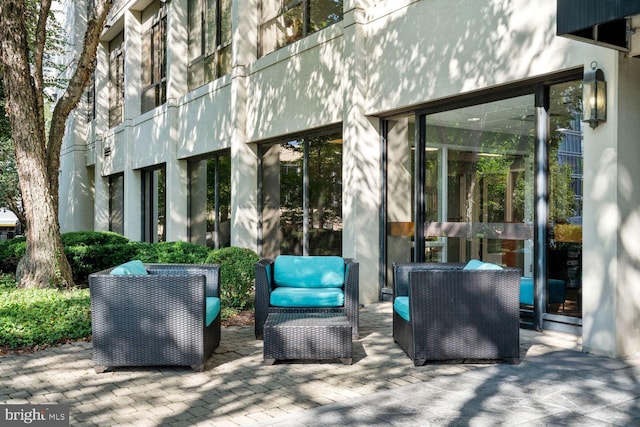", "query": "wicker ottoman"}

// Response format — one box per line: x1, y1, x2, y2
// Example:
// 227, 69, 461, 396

263, 313, 352, 365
